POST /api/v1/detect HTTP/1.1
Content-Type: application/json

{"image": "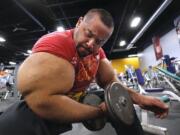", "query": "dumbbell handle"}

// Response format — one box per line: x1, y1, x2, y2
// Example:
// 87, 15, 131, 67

159, 95, 170, 103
